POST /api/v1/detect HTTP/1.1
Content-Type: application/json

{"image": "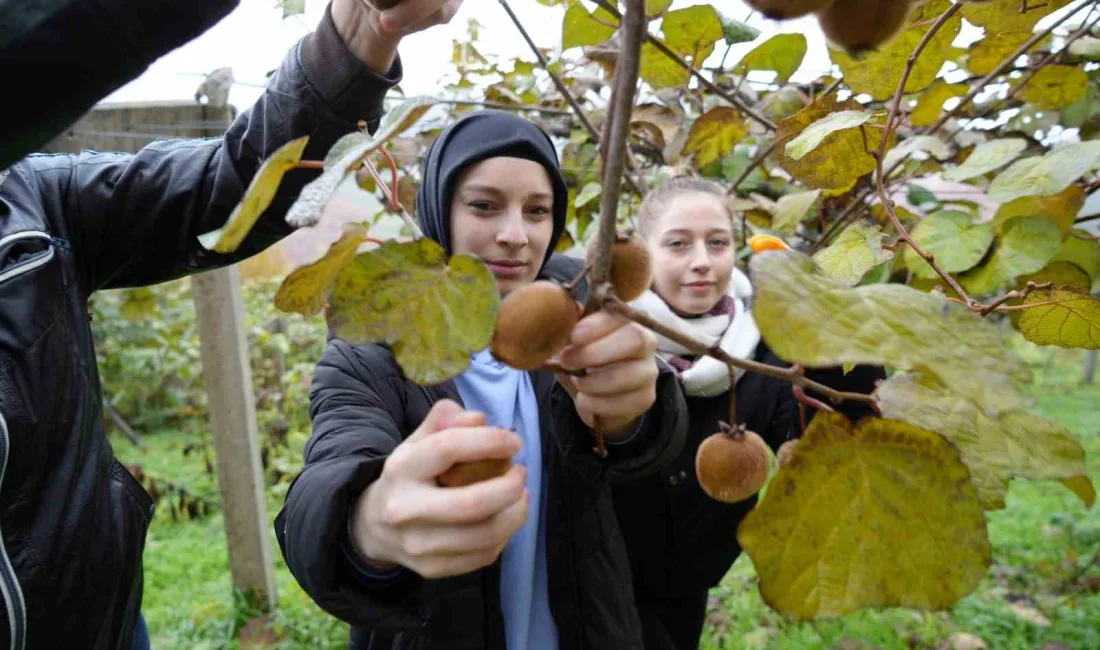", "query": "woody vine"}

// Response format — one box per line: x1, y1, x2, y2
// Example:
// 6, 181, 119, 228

198, 0, 1100, 623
